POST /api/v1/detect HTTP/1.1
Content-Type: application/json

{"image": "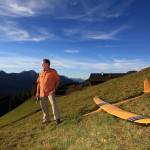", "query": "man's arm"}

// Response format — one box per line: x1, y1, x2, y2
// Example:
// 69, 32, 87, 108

49, 80, 60, 95
36, 83, 40, 97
